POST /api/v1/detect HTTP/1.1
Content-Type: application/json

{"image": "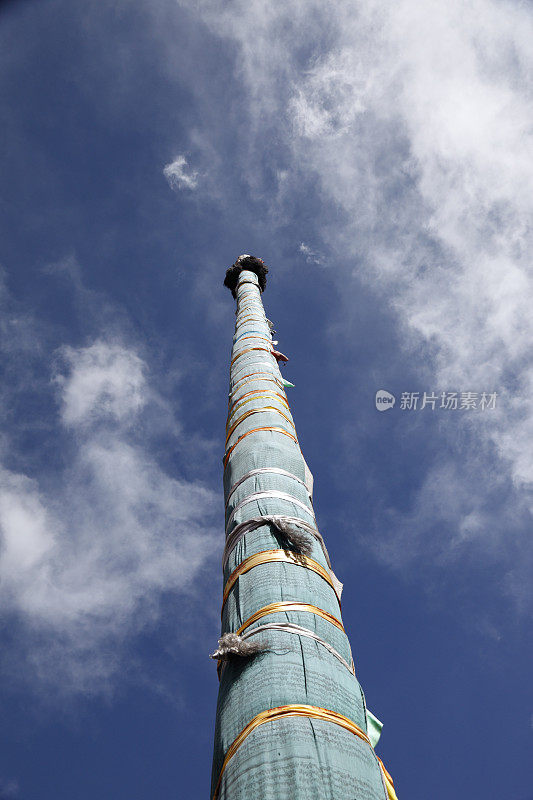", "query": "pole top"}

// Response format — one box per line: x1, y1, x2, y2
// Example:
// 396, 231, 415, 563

223, 255, 268, 298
